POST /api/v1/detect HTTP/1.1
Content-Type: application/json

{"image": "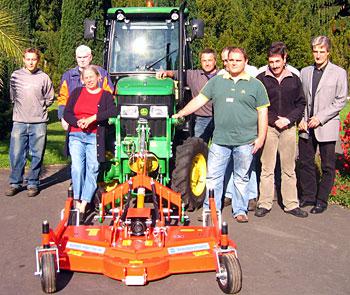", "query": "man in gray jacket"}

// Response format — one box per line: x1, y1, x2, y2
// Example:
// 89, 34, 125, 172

298, 36, 348, 214
5, 48, 54, 197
